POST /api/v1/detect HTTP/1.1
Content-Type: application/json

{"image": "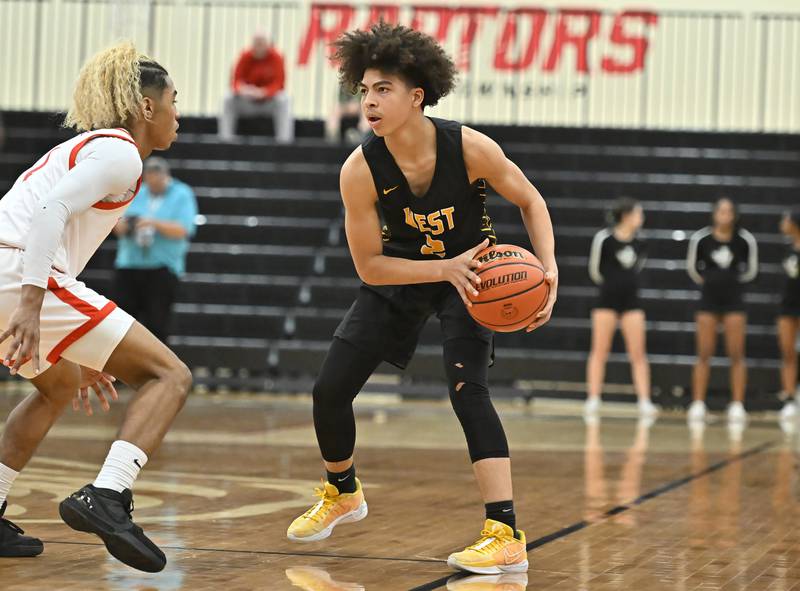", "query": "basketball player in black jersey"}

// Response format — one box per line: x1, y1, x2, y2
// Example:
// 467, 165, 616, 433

777, 208, 800, 426
585, 198, 657, 420
686, 198, 758, 426
286, 23, 557, 575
